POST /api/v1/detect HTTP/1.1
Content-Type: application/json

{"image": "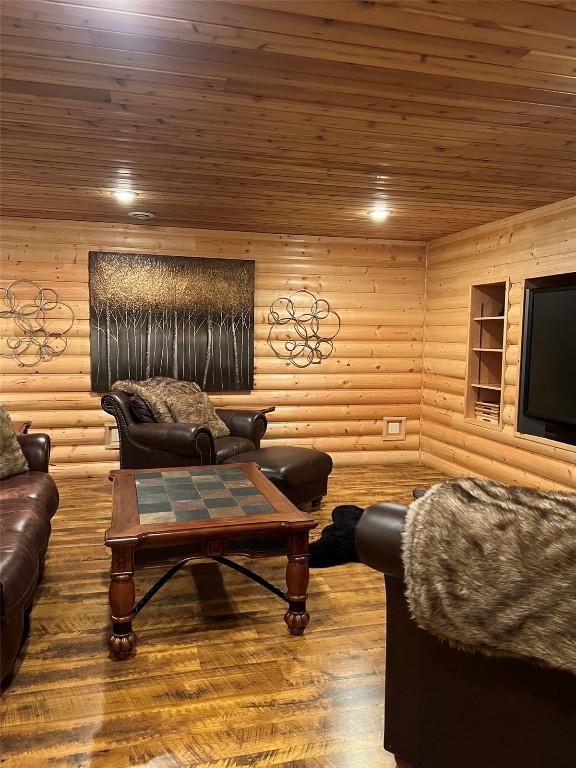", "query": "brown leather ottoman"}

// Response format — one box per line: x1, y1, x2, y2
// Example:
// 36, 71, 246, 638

223, 446, 333, 508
